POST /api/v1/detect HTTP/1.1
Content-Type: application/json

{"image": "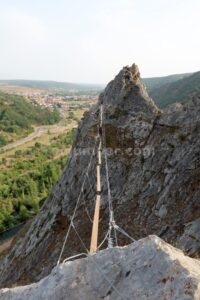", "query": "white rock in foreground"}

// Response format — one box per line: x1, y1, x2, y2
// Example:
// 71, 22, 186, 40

1, 235, 200, 300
